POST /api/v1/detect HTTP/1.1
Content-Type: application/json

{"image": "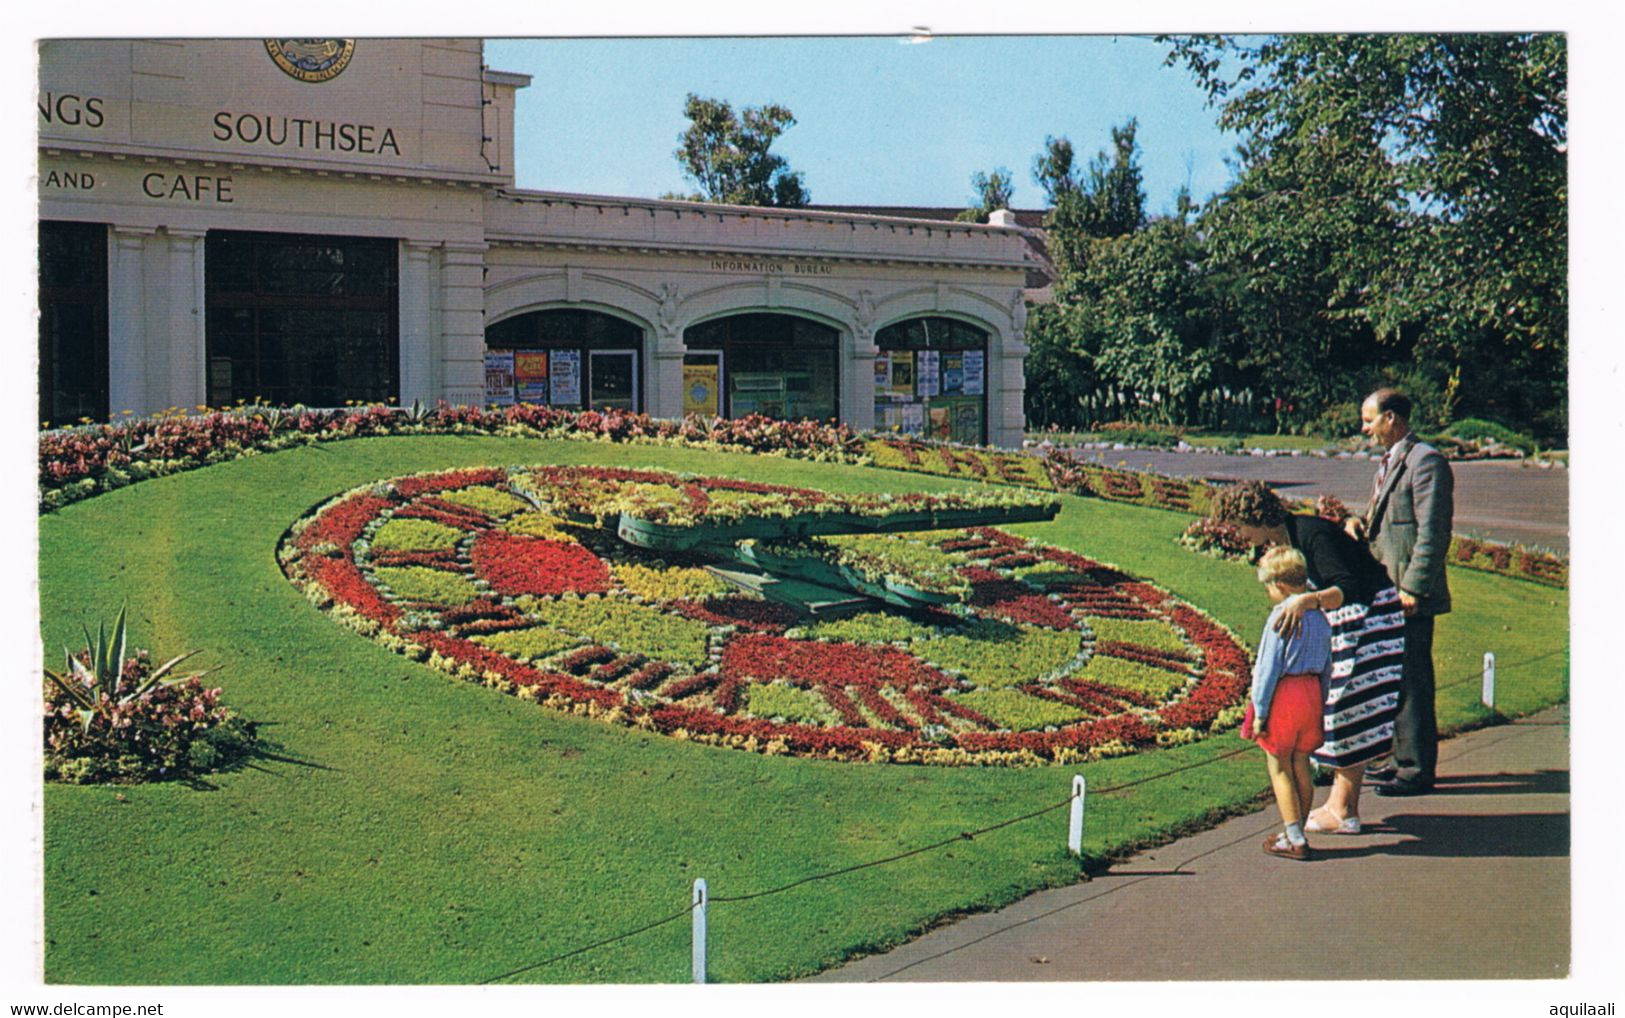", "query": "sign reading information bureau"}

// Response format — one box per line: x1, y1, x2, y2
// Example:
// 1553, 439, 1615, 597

710, 258, 835, 276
